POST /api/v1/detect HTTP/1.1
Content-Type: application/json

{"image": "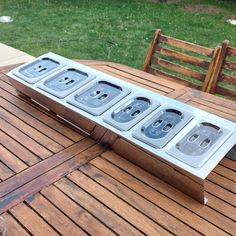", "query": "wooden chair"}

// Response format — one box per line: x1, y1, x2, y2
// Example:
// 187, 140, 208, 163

205, 40, 236, 100
144, 29, 218, 91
